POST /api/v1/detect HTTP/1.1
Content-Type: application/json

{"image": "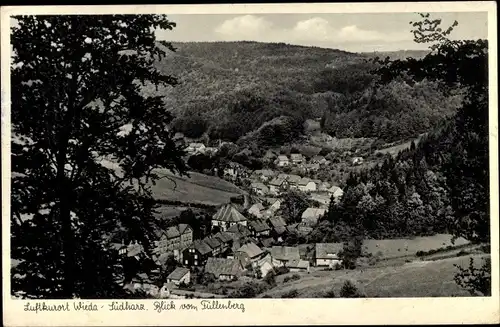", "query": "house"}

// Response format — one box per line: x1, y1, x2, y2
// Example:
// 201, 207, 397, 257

214, 232, 234, 252
268, 216, 287, 229
185, 143, 206, 155
352, 157, 364, 166
327, 186, 344, 201
265, 198, 281, 212
301, 208, 327, 226
297, 223, 313, 236
276, 155, 290, 167
310, 193, 331, 208
284, 174, 302, 189
267, 216, 287, 241
288, 259, 310, 273
173, 132, 186, 147
318, 181, 332, 192
123, 273, 159, 297
298, 177, 317, 193
259, 237, 274, 248
234, 242, 265, 268
226, 223, 253, 246
290, 153, 305, 165
204, 257, 243, 281
212, 203, 248, 231
154, 224, 193, 258
310, 155, 325, 164
248, 220, 271, 238
182, 240, 212, 267
270, 246, 300, 267
248, 202, 265, 218
203, 236, 222, 256
166, 267, 191, 285
253, 169, 276, 182
315, 243, 343, 268
263, 150, 277, 164
268, 177, 288, 195
250, 182, 269, 196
